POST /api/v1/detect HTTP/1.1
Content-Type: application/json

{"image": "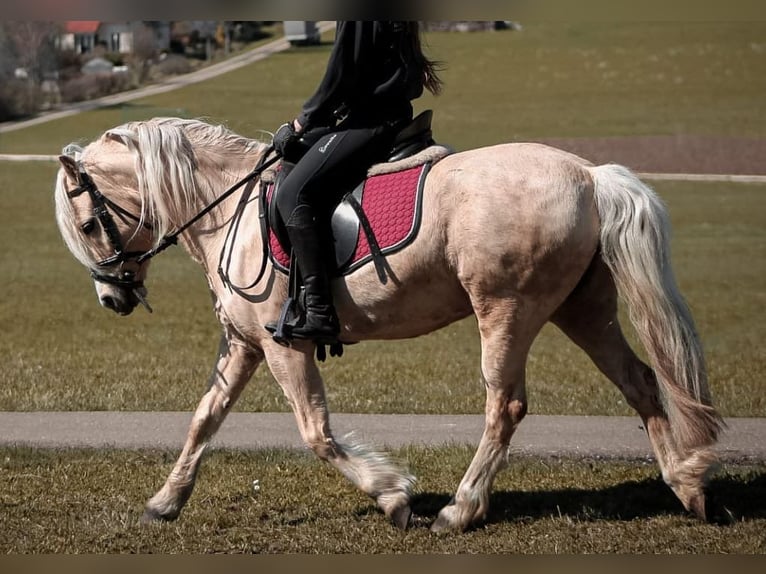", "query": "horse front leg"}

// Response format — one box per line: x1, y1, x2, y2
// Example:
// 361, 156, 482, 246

141, 333, 263, 523
266, 341, 415, 528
